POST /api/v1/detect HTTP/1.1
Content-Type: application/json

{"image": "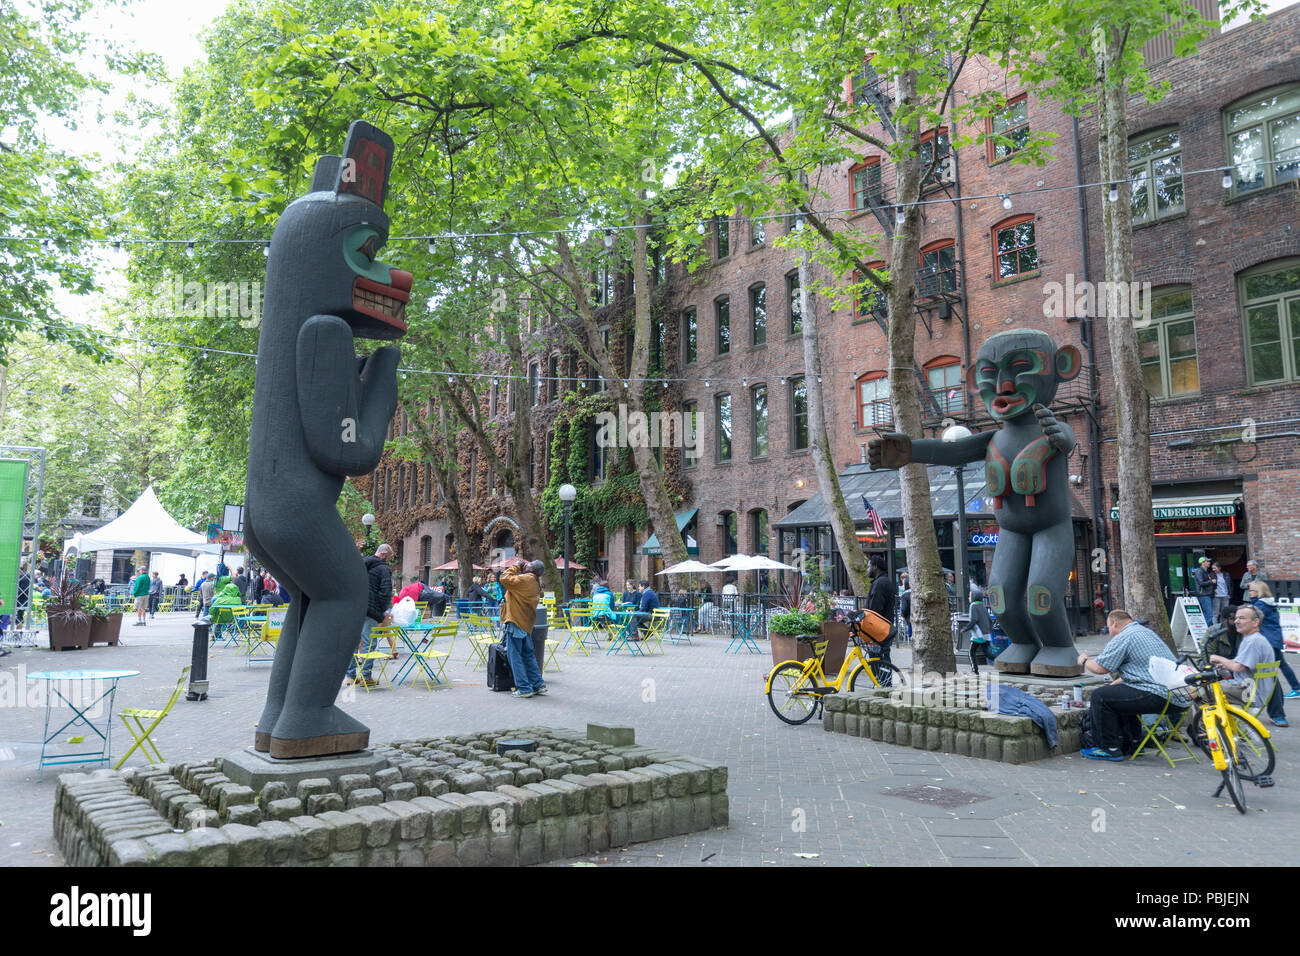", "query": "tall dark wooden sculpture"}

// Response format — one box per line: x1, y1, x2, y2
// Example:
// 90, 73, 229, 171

245, 121, 411, 757
868, 329, 1084, 676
